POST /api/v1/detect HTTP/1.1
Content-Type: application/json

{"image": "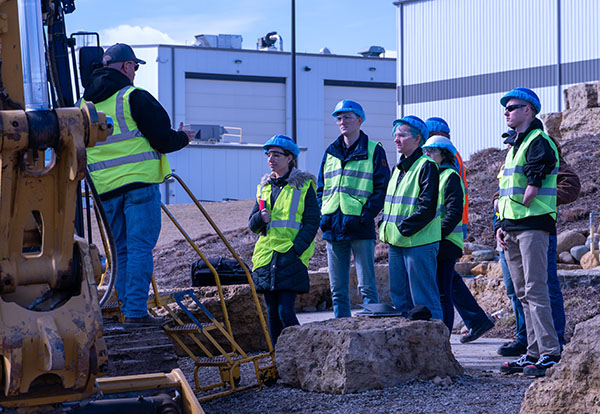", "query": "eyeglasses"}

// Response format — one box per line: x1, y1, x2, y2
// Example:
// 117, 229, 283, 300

336, 114, 358, 123
266, 151, 286, 159
505, 104, 526, 112
423, 147, 440, 154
